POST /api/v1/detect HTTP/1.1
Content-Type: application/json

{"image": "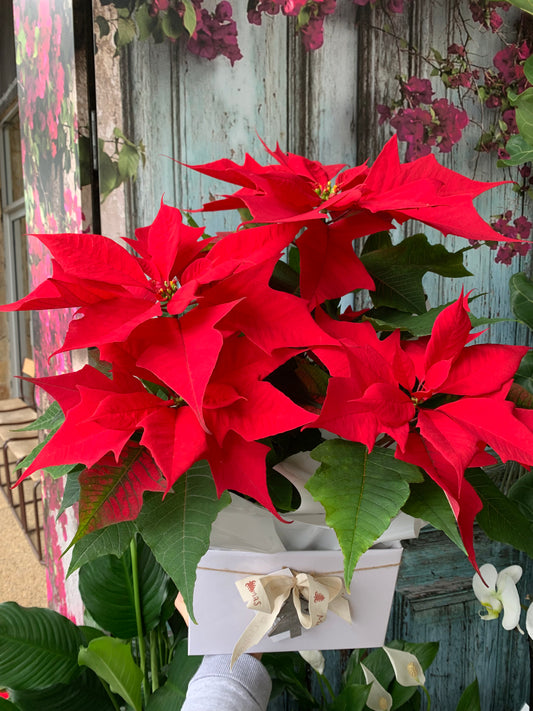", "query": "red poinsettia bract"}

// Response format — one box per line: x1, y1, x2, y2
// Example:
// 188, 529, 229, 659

19, 335, 322, 521
187, 136, 517, 308
314, 293, 533, 565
